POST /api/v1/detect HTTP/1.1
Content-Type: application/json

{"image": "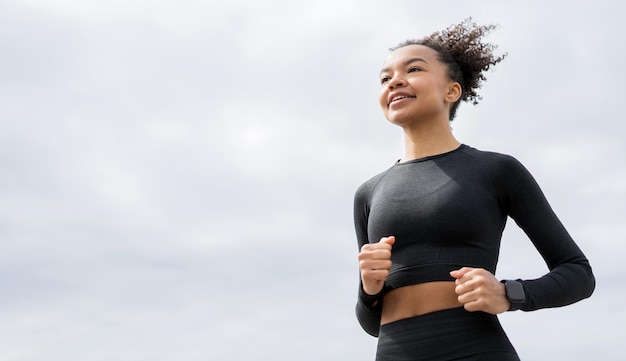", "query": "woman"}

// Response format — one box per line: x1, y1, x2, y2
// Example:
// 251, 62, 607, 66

353, 19, 595, 361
